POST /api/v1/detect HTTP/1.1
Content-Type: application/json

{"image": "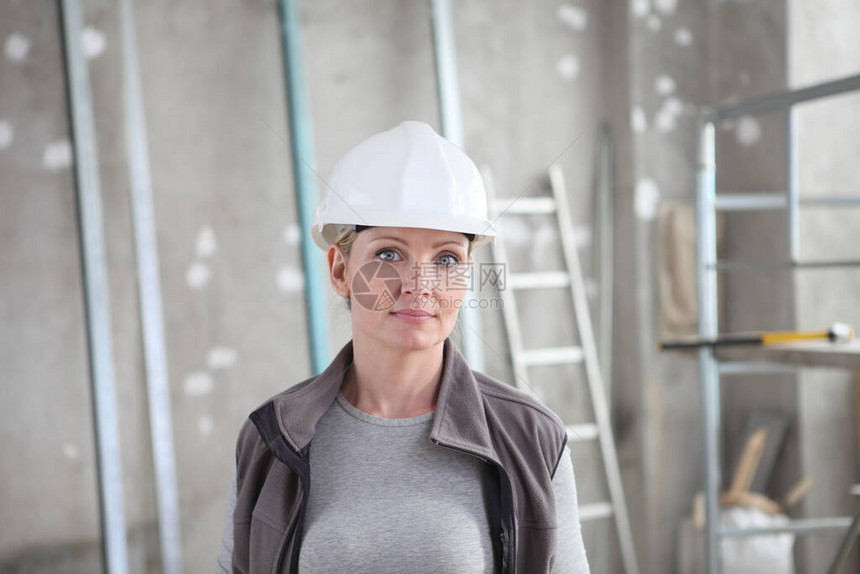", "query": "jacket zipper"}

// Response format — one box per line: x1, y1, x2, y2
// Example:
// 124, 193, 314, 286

275, 506, 301, 574
429, 437, 516, 574
274, 445, 311, 574
288, 448, 311, 574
